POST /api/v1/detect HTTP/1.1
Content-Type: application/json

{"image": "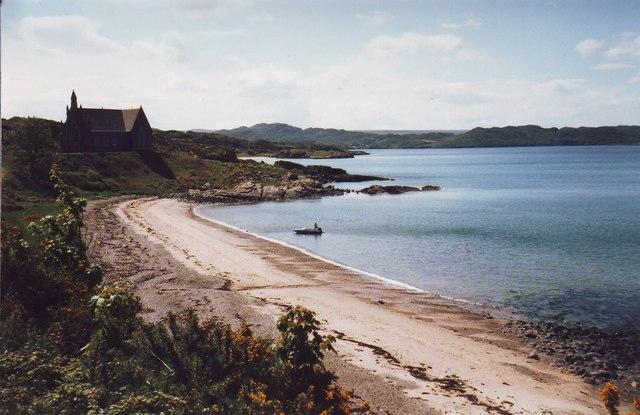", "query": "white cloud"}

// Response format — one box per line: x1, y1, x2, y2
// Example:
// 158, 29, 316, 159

17, 15, 123, 54
591, 63, 633, 71
538, 79, 587, 94
12, 14, 244, 63
193, 28, 247, 38
355, 11, 391, 26
575, 38, 604, 57
441, 18, 481, 29
2, 13, 638, 130
227, 65, 300, 89
302, 68, 628, 129
456, 48, 492, 63
605, 35, 640, 57
112, 0, 253, 17
247, 14, 275, 24
364, 33, 462, 58
629, 75, 640, 84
